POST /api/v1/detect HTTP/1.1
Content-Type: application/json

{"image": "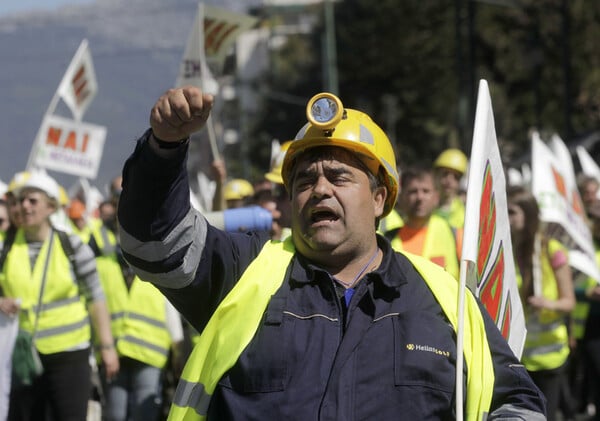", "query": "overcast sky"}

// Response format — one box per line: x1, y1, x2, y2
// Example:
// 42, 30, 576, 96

0, 0, 95, 17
